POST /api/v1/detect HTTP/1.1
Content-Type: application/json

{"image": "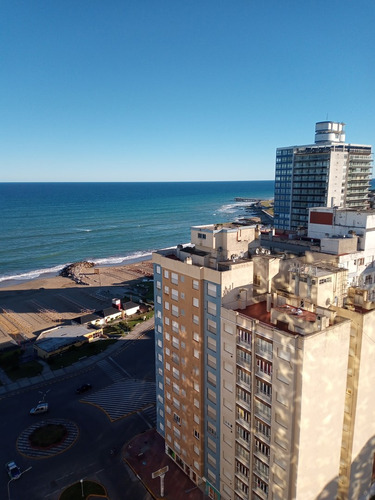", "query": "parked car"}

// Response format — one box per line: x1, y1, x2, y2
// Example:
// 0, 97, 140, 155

5, 461, 21, 480
76, 383, 92, 394
30, 402, 49, 415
